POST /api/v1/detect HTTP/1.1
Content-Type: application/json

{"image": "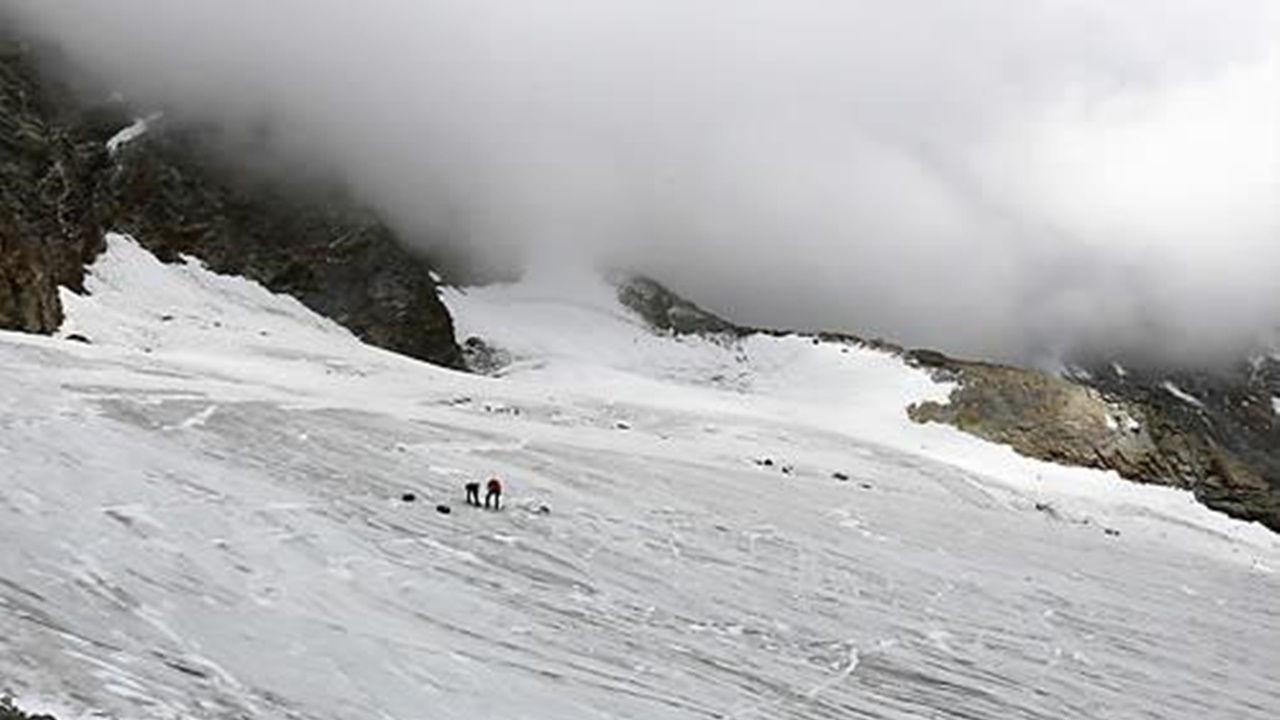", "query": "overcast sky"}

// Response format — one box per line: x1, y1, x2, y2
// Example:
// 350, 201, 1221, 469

6, 0, 1277, 364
